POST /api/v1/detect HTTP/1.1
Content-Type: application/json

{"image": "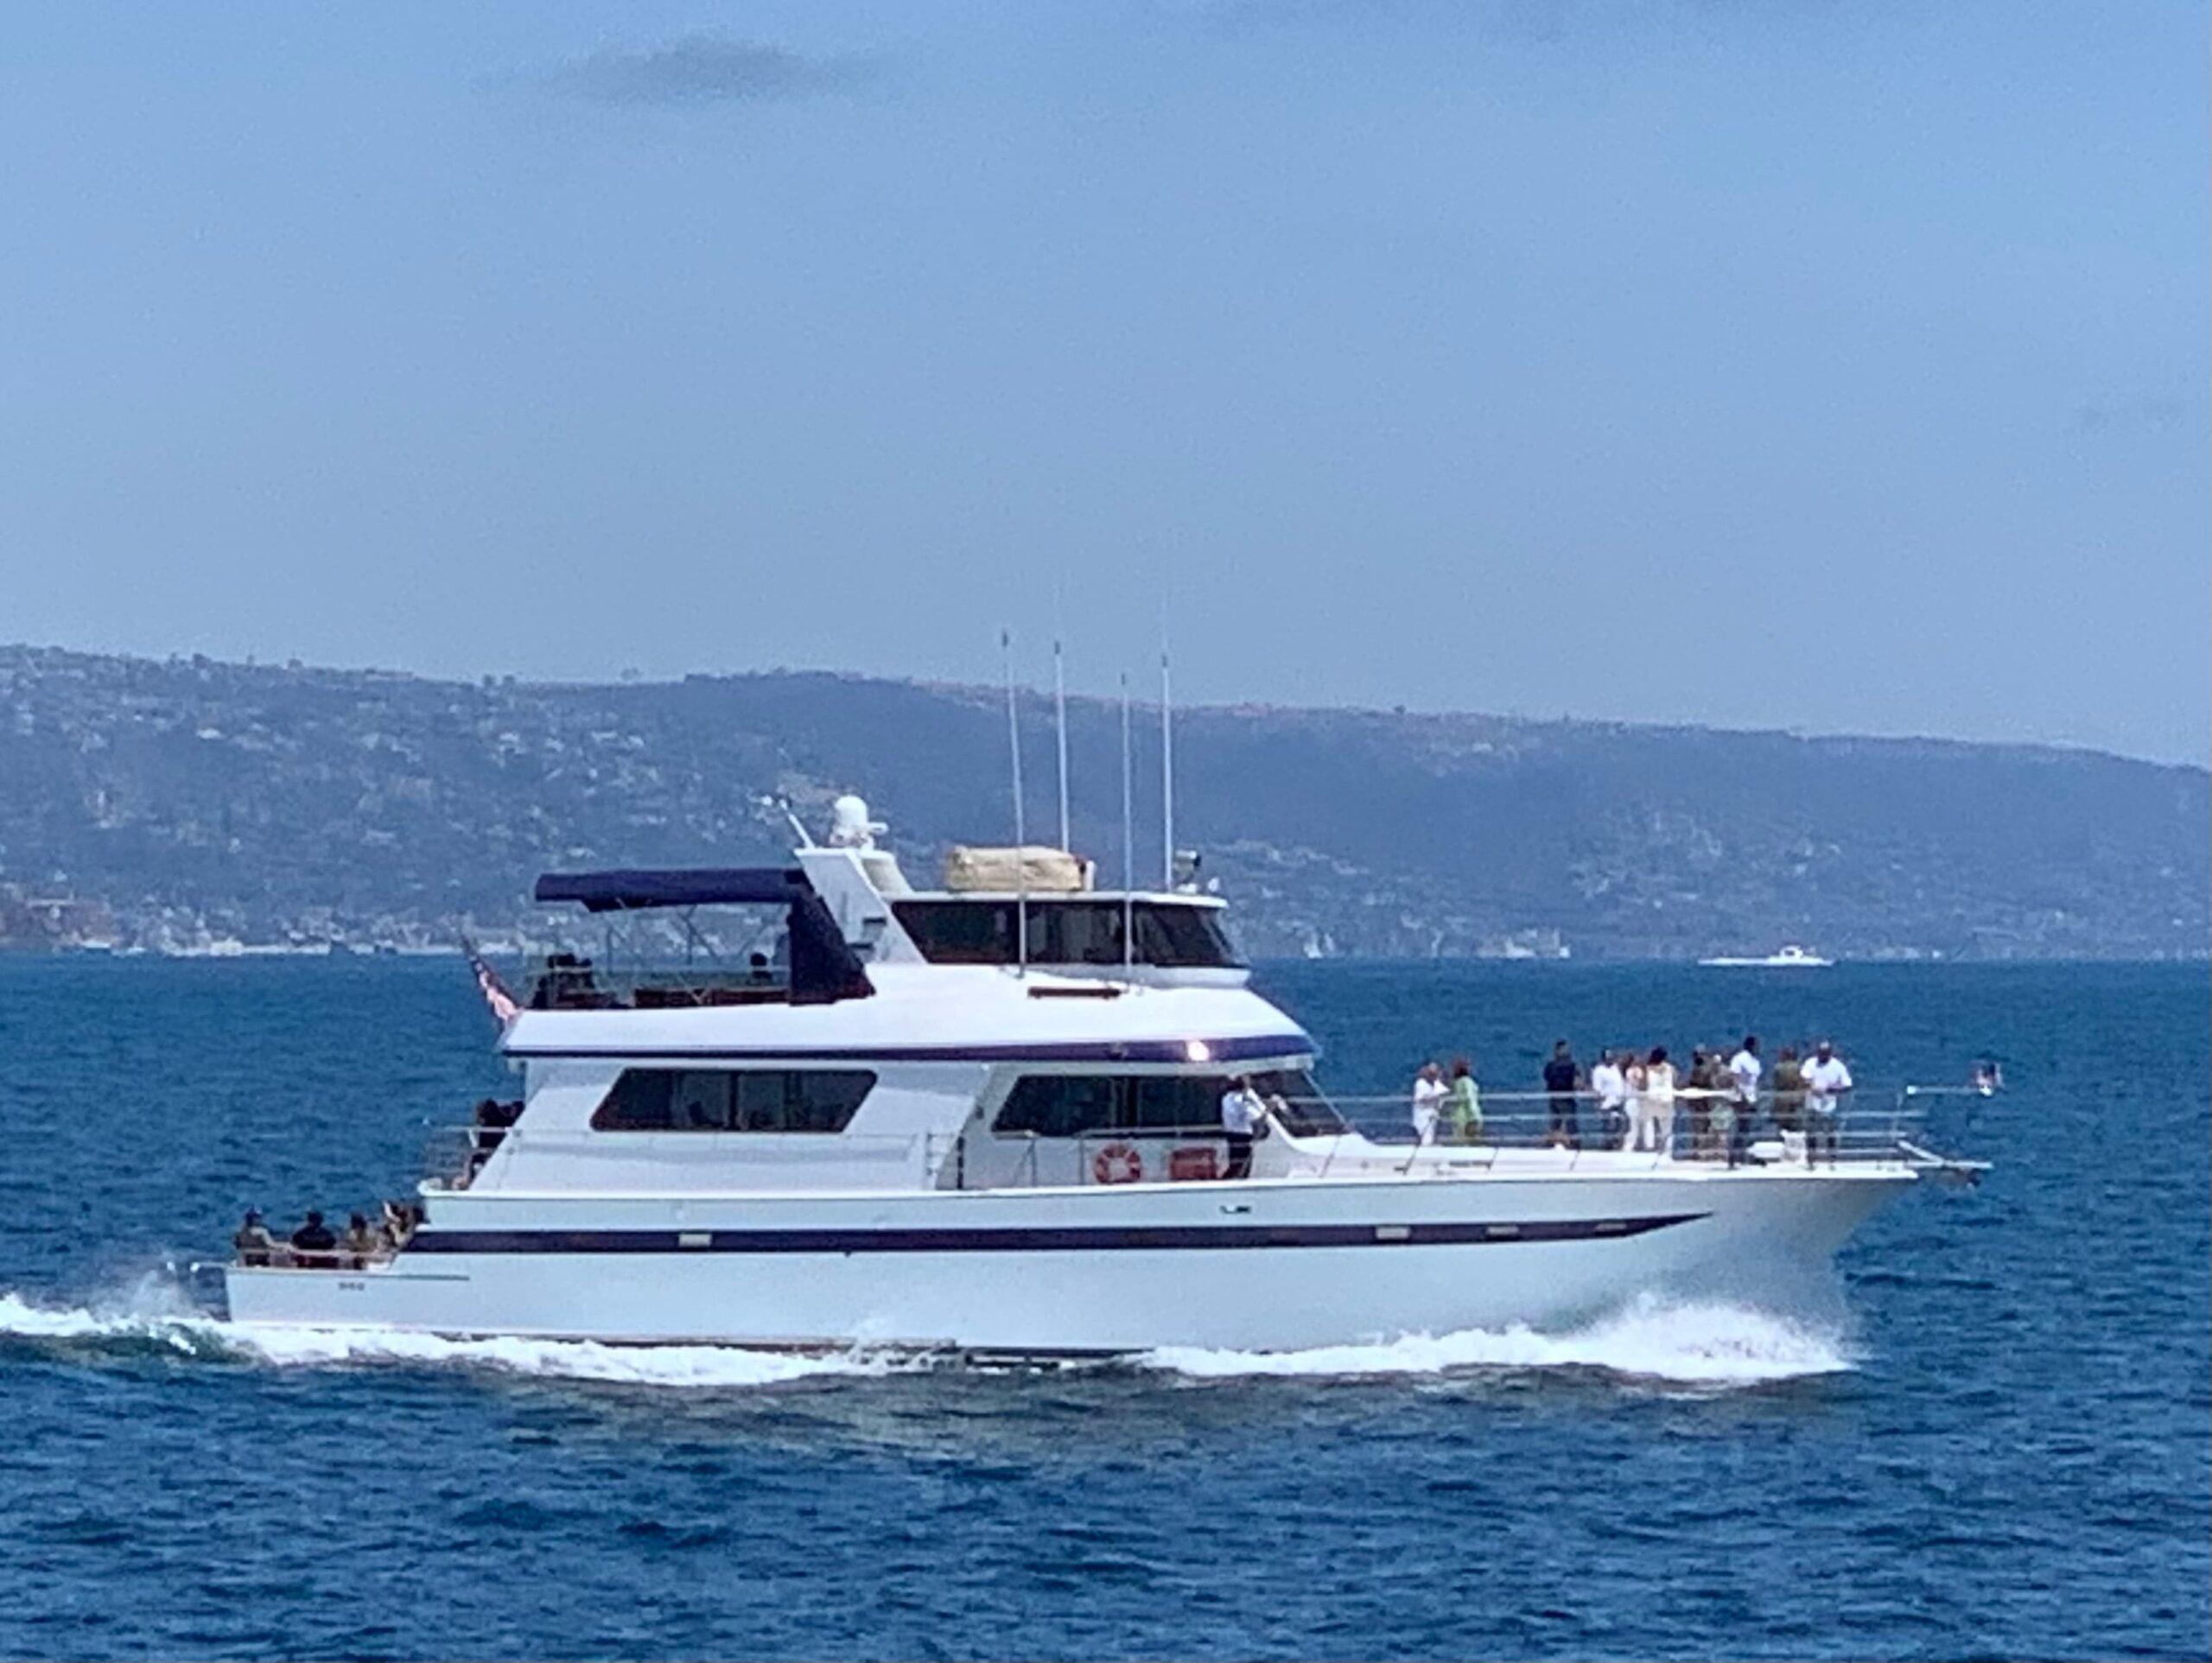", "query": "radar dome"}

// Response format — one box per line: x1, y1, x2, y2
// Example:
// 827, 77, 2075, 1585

828, 795, 886, 848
